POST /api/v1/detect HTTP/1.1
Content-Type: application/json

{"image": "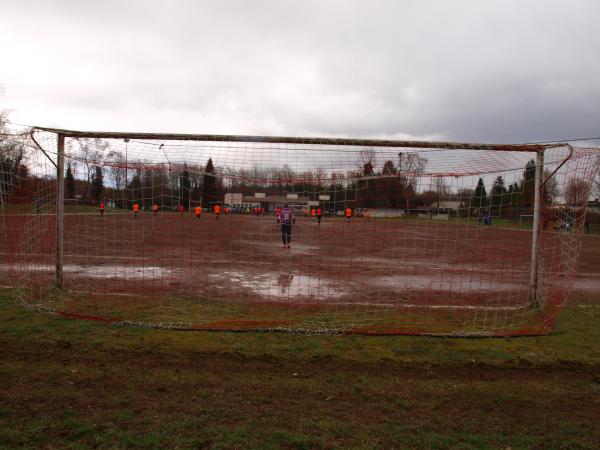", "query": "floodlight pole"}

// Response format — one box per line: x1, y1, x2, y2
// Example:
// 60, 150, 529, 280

56, 133, 65, 289
529, 149, 544, 306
